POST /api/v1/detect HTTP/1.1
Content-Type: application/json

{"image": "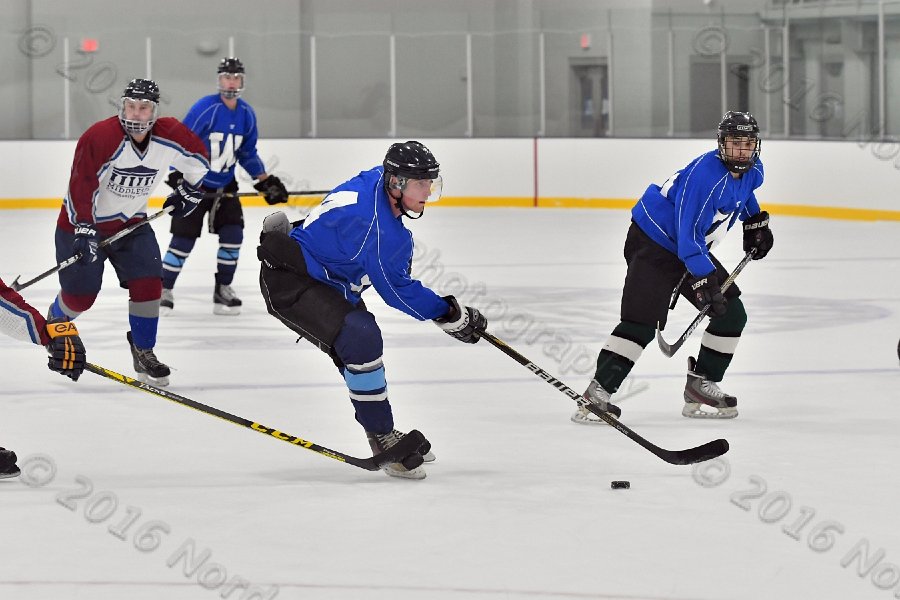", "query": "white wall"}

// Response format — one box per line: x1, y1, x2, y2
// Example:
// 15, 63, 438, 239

2, 138, 899, 212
